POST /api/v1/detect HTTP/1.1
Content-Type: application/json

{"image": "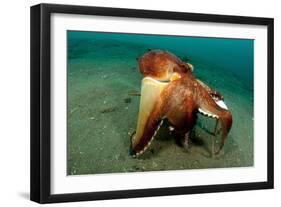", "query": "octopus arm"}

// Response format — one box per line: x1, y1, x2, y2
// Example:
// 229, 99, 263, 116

197, 91, 233, 154
131, 77, 168, 157
196, 79, 224, 101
